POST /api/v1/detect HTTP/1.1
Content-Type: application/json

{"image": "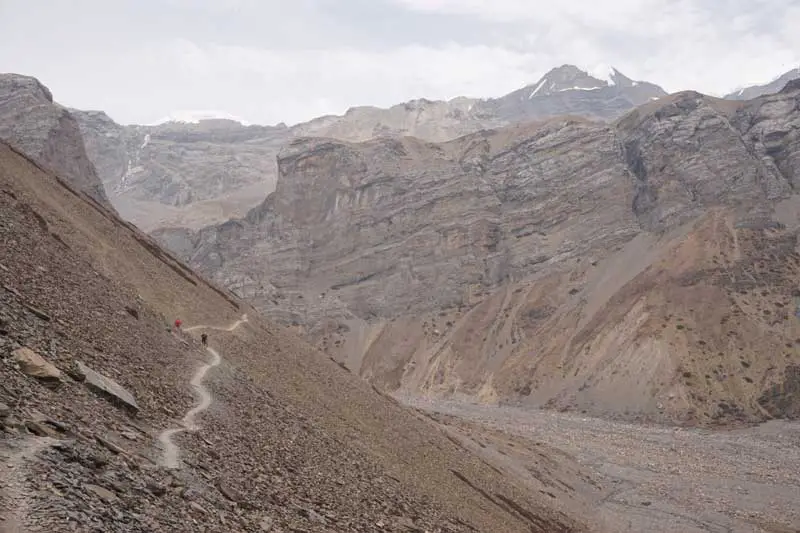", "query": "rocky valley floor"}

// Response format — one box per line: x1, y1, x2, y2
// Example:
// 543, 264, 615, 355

399, 395, 800, 533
